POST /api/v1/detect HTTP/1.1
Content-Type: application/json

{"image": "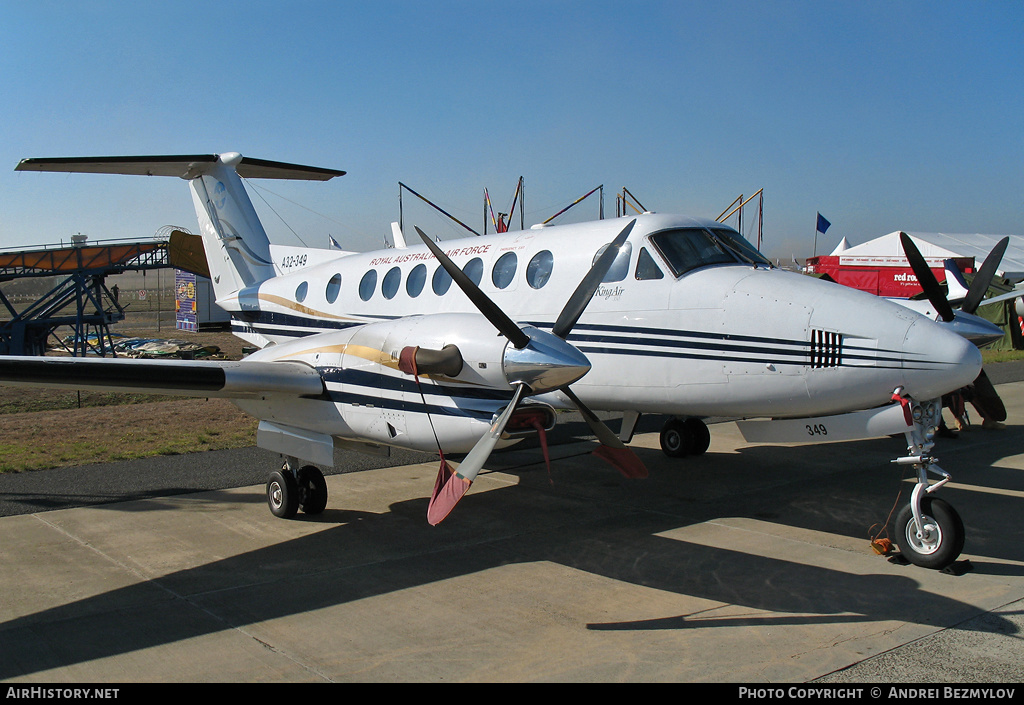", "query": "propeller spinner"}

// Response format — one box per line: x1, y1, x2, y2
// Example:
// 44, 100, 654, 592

415, 219, 647, 525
